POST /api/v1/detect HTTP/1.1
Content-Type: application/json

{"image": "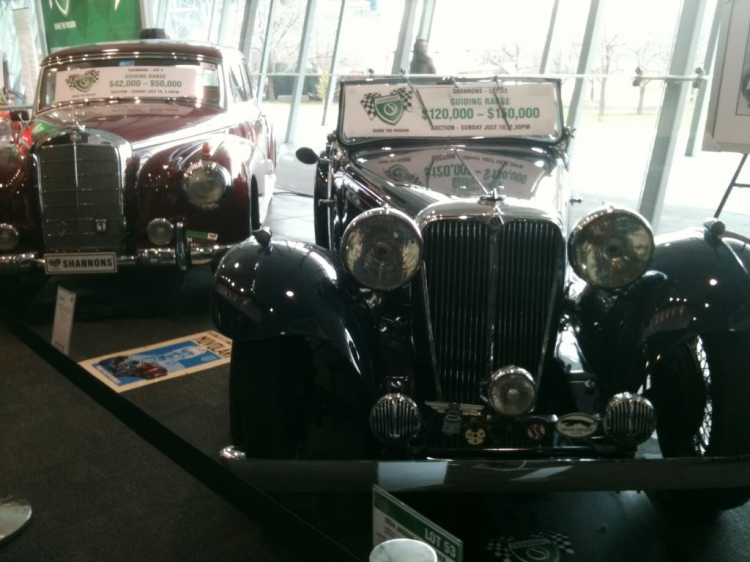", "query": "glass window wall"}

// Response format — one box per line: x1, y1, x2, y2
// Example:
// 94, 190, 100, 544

1, 0, 746, 231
